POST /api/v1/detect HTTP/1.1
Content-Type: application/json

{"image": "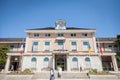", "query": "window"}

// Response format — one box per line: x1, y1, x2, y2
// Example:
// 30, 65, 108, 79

31, 57, 37, 68
34, 33, 39, 37
44, 57, 49, 61
32, 41, 38, 52
10, 45, 14, 51
44, 41, 50, 51
72, 57, 78, 69
71, 41, 77, 51
71, 33, 76, 37
45, 34, 50, 37
82, 41, 89, 51
85, 57, 90, 62
72, 57, 78, 61
57, 41, 64, 50
43, 57, 49, 68
58, 34, 64, 37
82, 33, 87, 37
108, 45, 112, 51
85, 57, 90, 69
